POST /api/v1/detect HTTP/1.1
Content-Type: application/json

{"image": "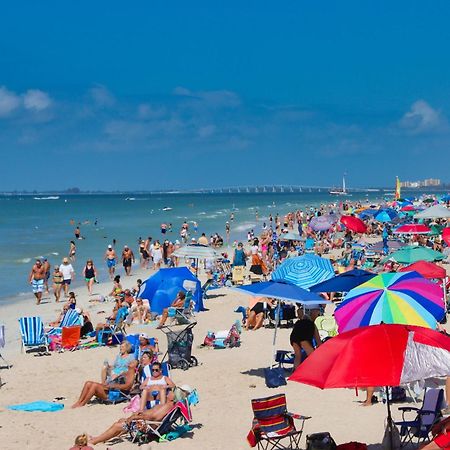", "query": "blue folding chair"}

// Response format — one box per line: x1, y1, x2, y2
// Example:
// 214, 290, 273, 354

98, 306, 129, 345
18, 317, 49, 353
395, 388, 444, 446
